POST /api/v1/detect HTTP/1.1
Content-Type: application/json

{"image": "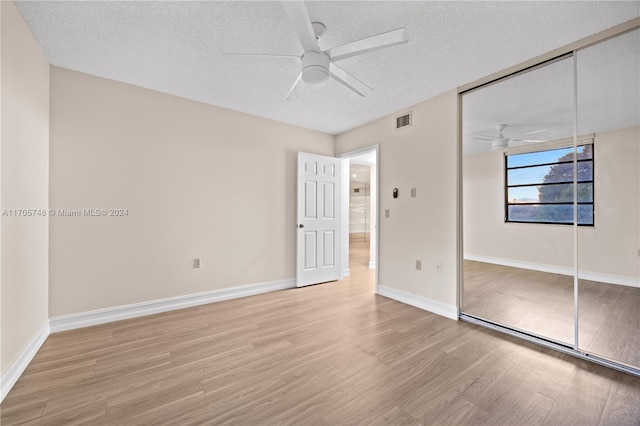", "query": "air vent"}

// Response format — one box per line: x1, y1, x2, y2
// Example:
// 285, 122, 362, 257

395, 112, 412, 129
